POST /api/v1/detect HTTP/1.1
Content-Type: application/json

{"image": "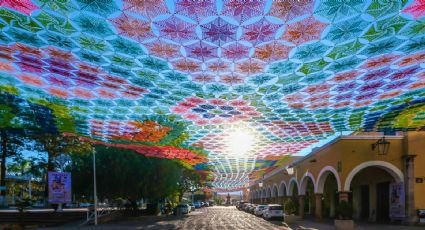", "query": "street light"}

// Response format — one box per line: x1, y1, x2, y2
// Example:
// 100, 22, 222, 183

371, 137, 390, 155
93, 148, 98, 226
259, 182, 263, 188
190, 187, 197, 203
286, 167, 294, 175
